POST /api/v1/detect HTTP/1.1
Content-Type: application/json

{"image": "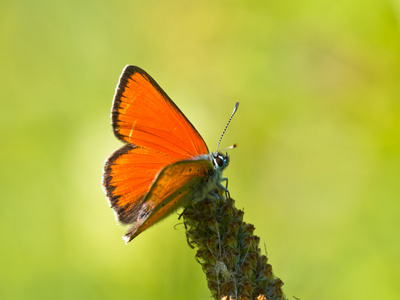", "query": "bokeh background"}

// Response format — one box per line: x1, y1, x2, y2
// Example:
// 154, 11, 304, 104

2, 1, 400, 299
